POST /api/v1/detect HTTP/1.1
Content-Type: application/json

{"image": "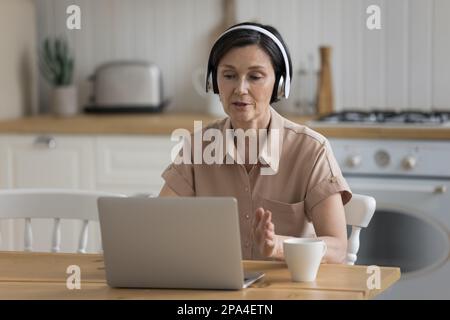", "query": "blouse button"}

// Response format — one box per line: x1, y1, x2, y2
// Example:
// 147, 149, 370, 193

245, 214, 250, 220
329, 176, 337, 183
